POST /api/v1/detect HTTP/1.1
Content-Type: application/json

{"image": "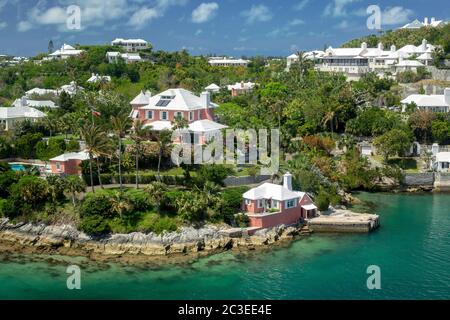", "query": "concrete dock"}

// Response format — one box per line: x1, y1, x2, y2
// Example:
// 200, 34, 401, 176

308, 209, 380, 233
